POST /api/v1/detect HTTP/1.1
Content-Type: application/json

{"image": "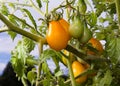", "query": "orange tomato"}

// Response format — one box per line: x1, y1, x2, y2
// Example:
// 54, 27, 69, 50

72, 61, 87, 83
87, 38, 103, 55
46, 20, 70, 51
59, 18, 71, 40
